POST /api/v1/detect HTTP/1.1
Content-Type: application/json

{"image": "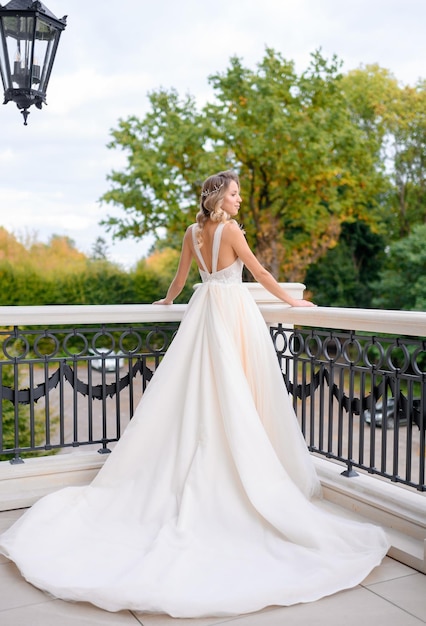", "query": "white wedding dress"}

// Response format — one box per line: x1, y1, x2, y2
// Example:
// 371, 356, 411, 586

0, 223, 389, 617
